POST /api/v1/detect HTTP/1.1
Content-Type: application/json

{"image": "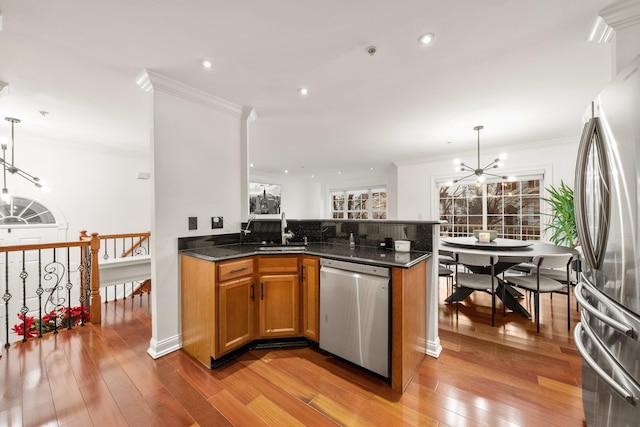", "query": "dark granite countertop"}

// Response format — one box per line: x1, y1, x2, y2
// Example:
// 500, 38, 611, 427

180, 242, 431, 268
